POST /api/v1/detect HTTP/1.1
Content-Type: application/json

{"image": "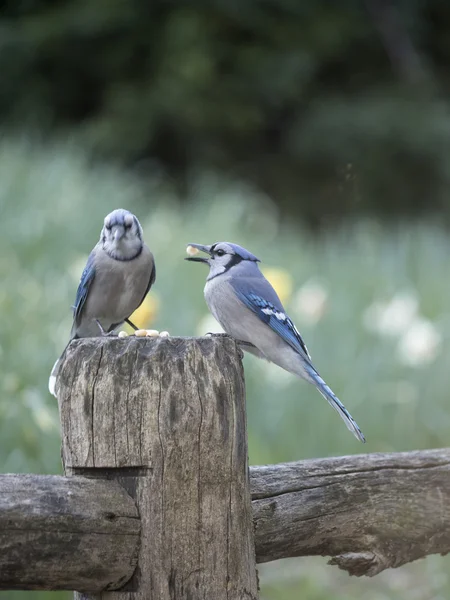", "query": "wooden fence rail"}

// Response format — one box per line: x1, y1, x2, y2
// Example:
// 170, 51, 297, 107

0, 474, 139, 591
252, 448, 450, 575
0, 336, 449, 598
